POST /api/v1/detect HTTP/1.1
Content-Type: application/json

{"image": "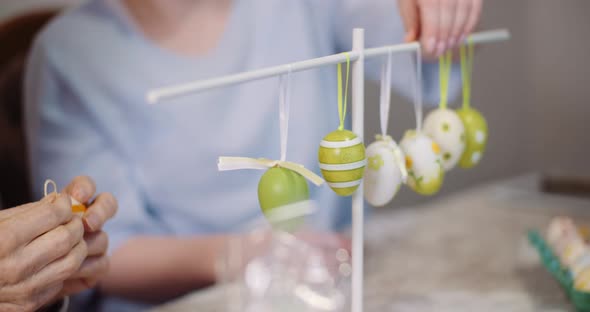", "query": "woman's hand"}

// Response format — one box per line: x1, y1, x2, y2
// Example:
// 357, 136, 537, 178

398, 0, 483, 59
0, 194, 87, 312
61, 176, 118, 296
